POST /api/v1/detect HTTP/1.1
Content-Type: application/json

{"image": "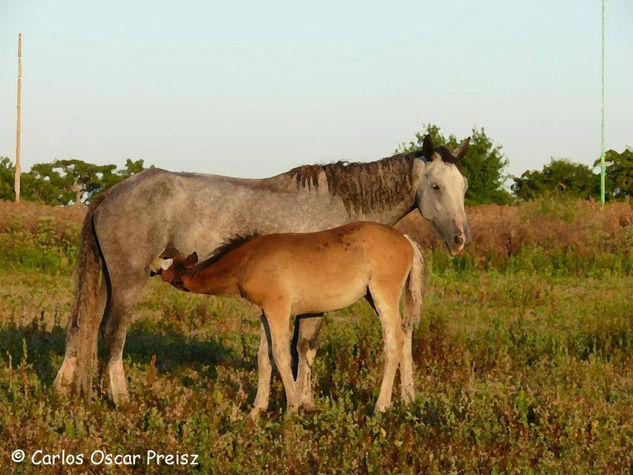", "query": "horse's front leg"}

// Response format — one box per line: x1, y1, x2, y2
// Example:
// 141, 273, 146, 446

292, 314, 323, 411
